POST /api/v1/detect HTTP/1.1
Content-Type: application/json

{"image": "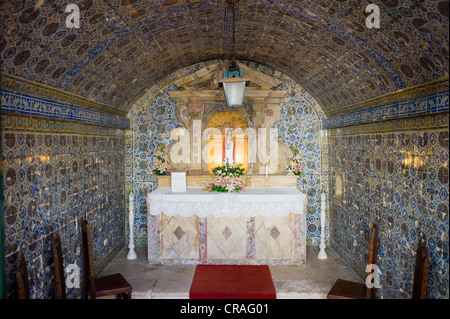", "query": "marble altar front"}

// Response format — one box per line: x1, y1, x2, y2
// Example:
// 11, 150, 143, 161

147, 176, 306, 265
